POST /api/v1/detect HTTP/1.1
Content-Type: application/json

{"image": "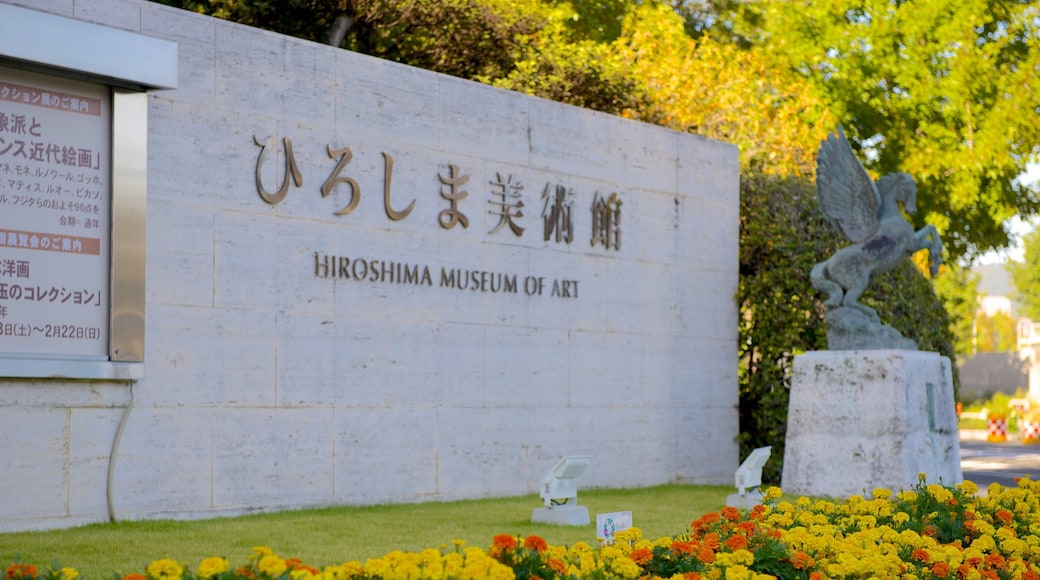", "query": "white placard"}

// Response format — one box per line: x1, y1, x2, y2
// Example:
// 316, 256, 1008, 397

0, 66, 110, 357
597, 510, 633, 544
